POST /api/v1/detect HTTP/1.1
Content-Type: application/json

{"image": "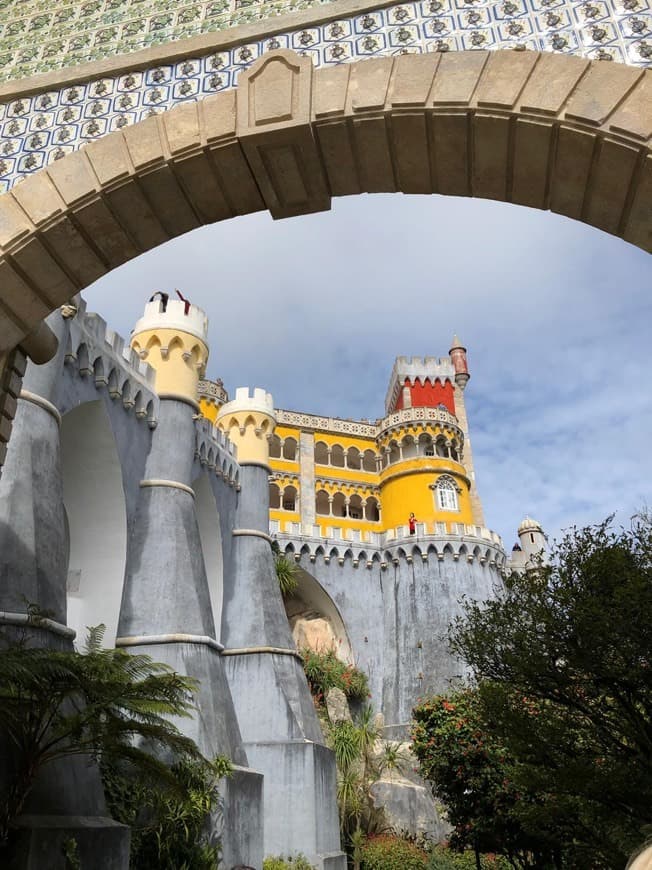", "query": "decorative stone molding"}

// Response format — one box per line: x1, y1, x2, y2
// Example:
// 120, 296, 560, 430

275, 525, 506, 567
115, 633, 224, 651
139, 478, 196, 497
0, 609, 76, 639
19, 389, 62, 426
276, 409, 378, 437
